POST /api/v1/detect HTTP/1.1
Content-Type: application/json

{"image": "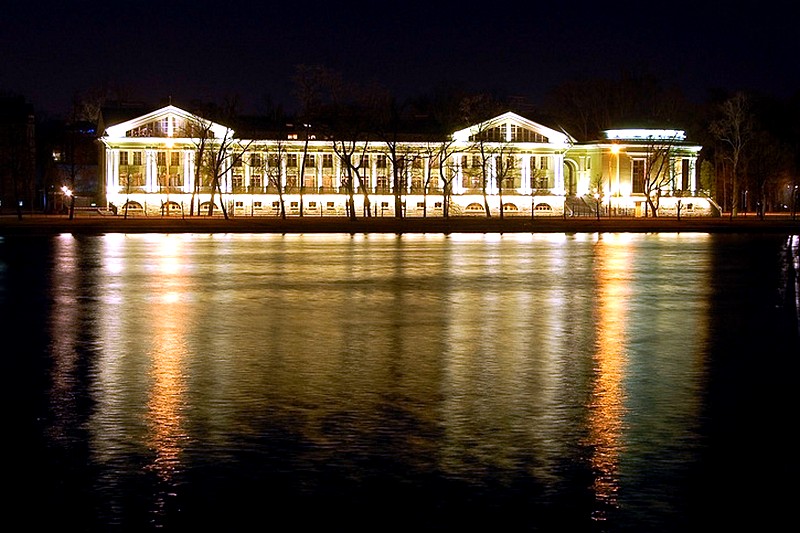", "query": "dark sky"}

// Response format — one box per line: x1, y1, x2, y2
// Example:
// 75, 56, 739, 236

2, 1, 798, 118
